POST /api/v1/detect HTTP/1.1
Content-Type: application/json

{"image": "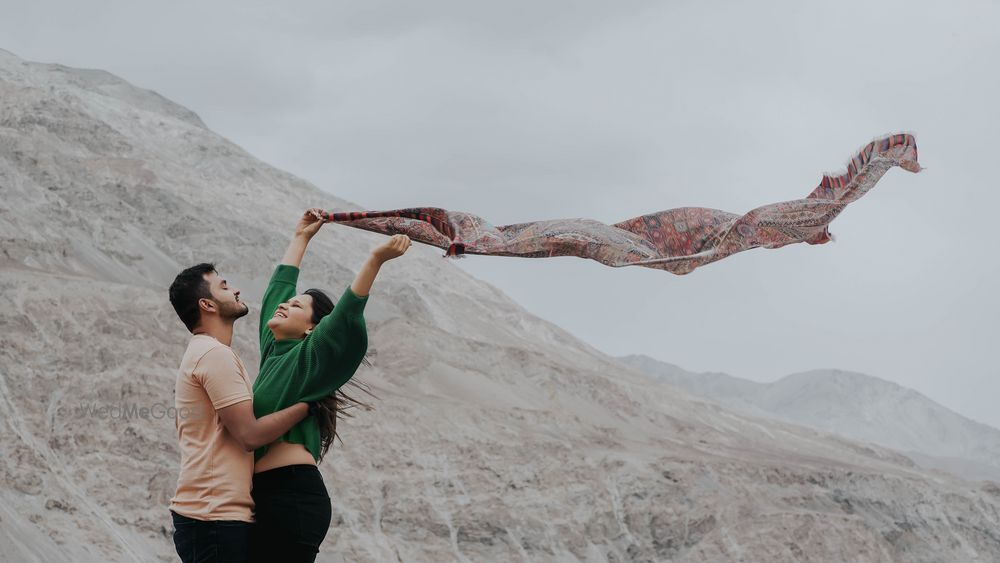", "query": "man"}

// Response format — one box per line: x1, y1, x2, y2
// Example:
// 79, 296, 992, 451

168, 263, 311, 563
